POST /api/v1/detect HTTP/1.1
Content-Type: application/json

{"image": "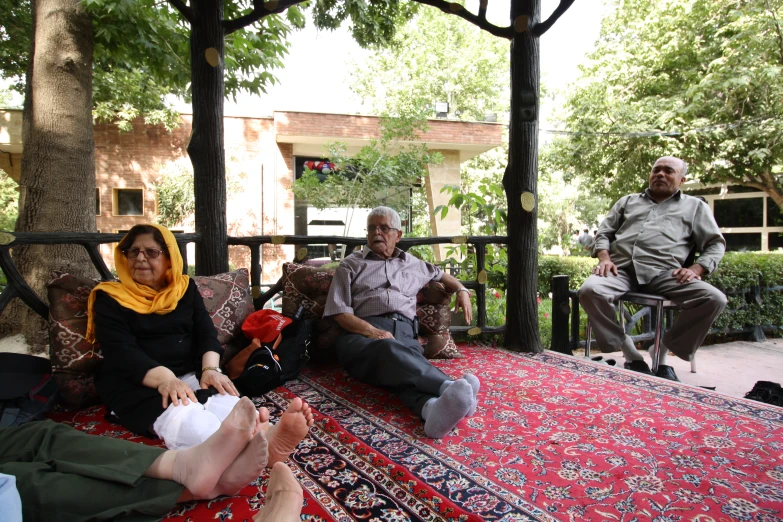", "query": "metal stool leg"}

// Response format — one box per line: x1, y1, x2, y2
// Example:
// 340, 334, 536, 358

690, 354, 696, 373
585, 320, 592, 358
650, 302, 664, 374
